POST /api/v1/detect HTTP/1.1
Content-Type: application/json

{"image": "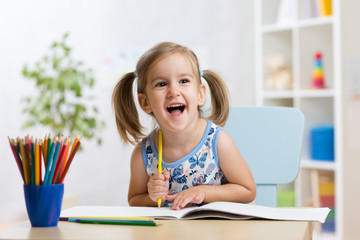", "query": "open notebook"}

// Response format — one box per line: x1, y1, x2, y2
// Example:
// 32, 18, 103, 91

61, 201, 330, 223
